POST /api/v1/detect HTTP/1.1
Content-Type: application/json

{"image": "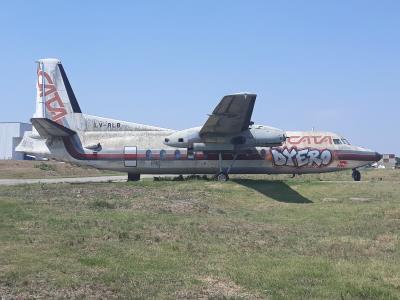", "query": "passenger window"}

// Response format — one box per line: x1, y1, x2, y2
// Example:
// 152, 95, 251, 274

160, 150, 166, 160
333, 139, 342, 145
175, 150, 181, 160
146, 150, 152, 160
260, 149, 266, 159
